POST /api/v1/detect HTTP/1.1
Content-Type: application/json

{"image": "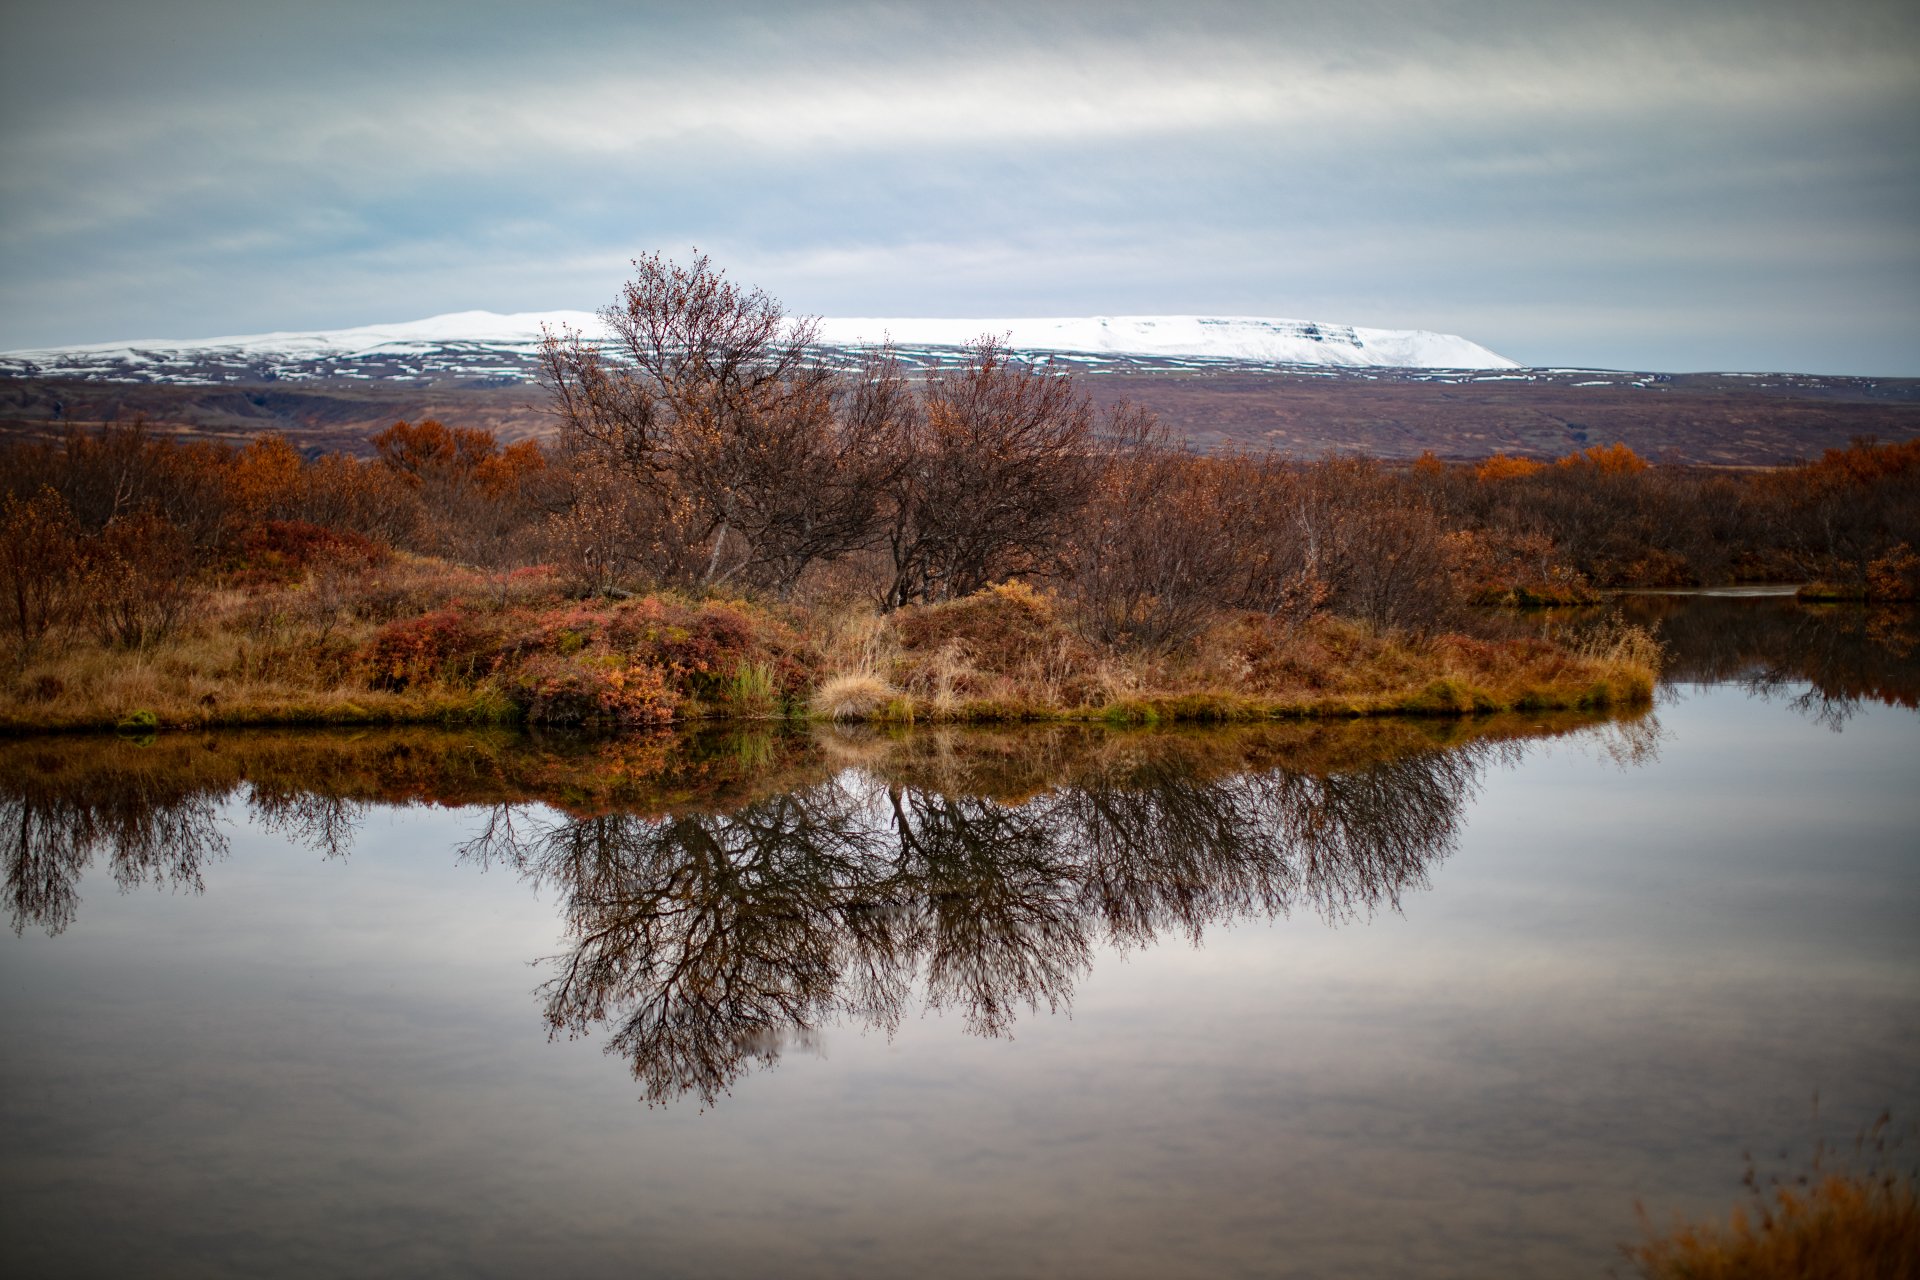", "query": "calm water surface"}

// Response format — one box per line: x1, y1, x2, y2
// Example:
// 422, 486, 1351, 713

3, 597, 1917, 1278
